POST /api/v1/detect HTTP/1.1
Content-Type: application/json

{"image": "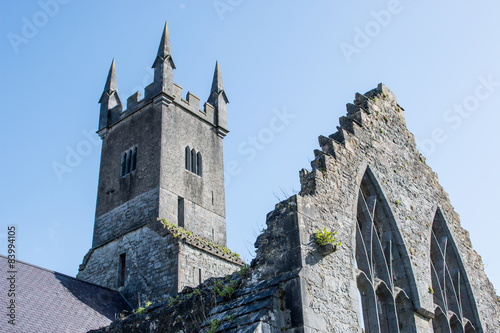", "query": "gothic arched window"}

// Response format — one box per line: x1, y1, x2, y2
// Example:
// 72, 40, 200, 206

120, 147, 137, 177
430, 209, 482, 333
125, 149, 131, 174
196, 152, 202, 176
131, 147, 137, 172
120, 152, 127, 177
185, 146, 191, 170
184, 146, 202, 177
355, 167, 418, 333
191, 149, 197, 174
